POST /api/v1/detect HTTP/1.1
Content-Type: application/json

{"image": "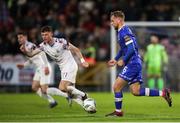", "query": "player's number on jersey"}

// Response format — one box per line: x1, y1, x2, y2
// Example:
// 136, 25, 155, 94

122, 66, 128, 74
63, 72, 68, 78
